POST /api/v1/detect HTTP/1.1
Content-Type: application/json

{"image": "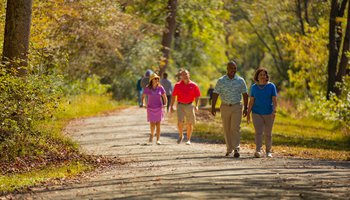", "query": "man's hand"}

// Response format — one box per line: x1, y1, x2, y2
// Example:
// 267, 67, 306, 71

211, 107, 216, 116
195, 106, 199, 112
170, 106, 175, 113
243, 107, 248, 117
